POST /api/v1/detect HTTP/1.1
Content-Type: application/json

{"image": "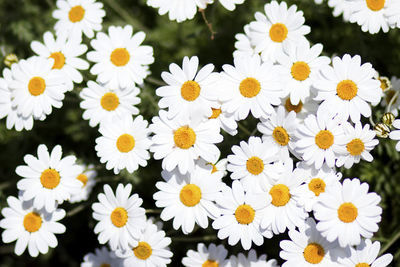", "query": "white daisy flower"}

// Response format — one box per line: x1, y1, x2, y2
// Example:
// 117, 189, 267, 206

227, 249, 279, 267
92, 183, 146, 251
257, 106, 298, 159
95, 116, 151, 174
80, 81, 140, 127
219, 54, 284, 120
218, 0, 245, 11
115, 220, 173, 267
156, 56, 219, 119
276, 41, 330, 105
197, 157, 229, 177
207, 104, 238, 136
335, 122, 379, 168
233, 24, 258, 59
389, 119, 400, 151
281, 95, 319, 123
314, 178, 382, 248
0, 196, 66, 257
212, 180, 272, 250
87, 25, 154, 89
150, 110, 223, 174
153, 165, 224, 234
182, 243, 229, 267
249, 1, 311, 63
280, 218, 344, 267
81, 247, 122, 267
338, 239, 393, 267
16, 144, 81, 212
328, 0, 352, 21
314, 54, 382, 123
53, 0, 106, 39
0, 72, 11, 120
387, 1, 400, 28
69, 164, 97, 203
381, 76, 400, 116
31, 31, 89, 91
